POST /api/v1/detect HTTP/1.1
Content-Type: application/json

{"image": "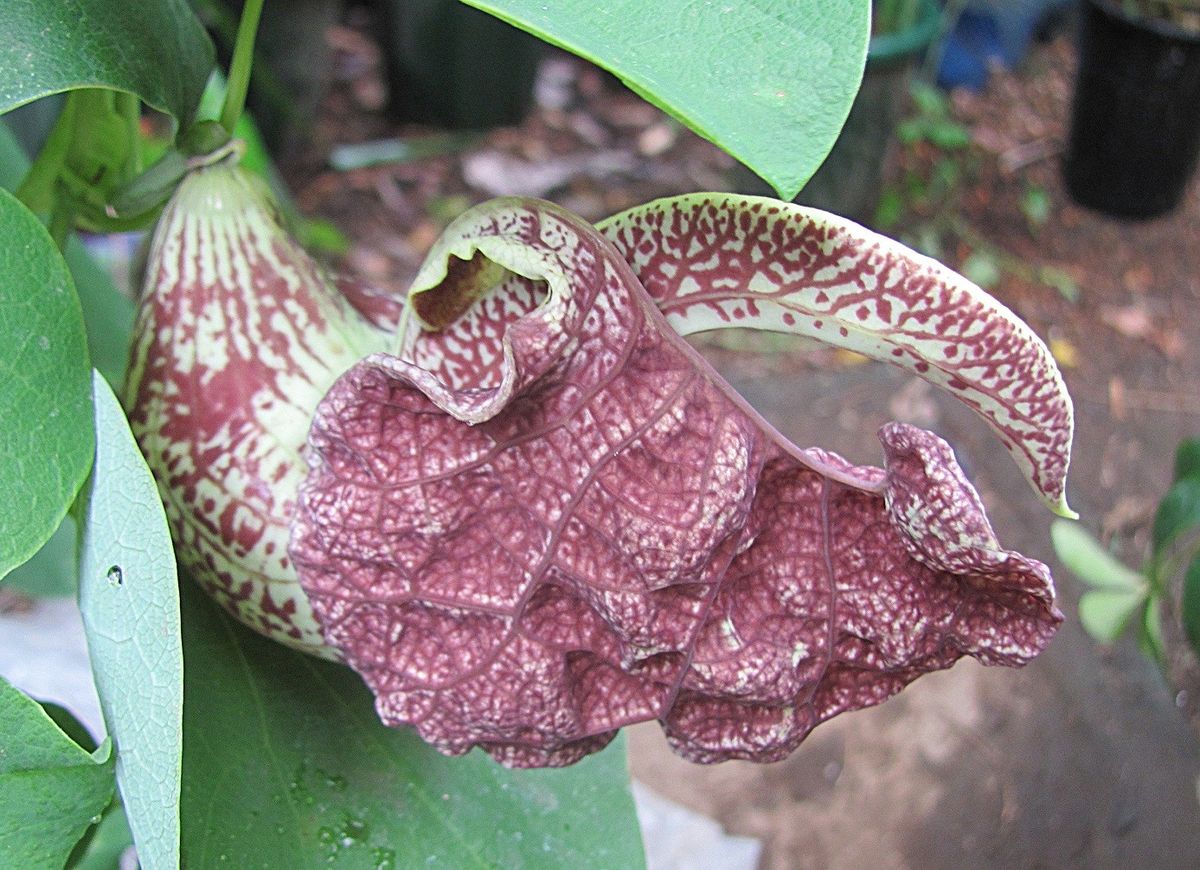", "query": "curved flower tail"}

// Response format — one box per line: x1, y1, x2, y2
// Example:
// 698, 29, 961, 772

599, 194, 1075, 518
